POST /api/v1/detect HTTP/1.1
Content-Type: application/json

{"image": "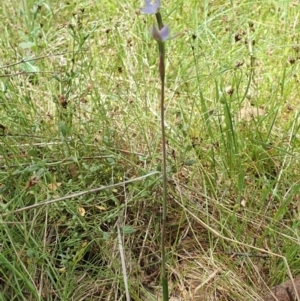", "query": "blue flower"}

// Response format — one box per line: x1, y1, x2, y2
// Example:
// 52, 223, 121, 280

141, 0, 161, 14
151, 24, 169, 42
